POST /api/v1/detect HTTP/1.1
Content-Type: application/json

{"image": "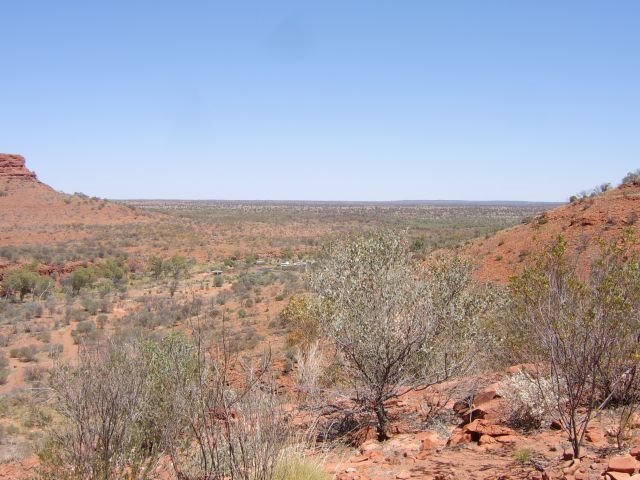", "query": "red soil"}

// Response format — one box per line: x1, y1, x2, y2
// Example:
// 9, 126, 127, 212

465, 183, 640, 283
0, 153, 153, 247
